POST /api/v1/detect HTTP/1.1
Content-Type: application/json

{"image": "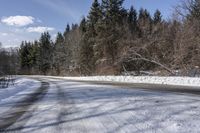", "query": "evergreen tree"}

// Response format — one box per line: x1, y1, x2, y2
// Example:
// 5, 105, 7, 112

17, 1, 197, 76
19, 41, 36, 74
79, 15, 95, 75
80, 17, 87, 33
79, 0, 103, 74
95, 0, 125, 64
19, 41, 30, 70
38, 32, 53, 75
128, 6, 138, 33
71, 23, 78, 30
138, 8, 152, 36
29, 41, 39, 72
53, 32, 65, 75
139, 8, 151, 22
88, 0, 102, 25
153, 9, 162, 24
79, 35, 95, 75
63, 24, 70, 38
102, 0, 125, 23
